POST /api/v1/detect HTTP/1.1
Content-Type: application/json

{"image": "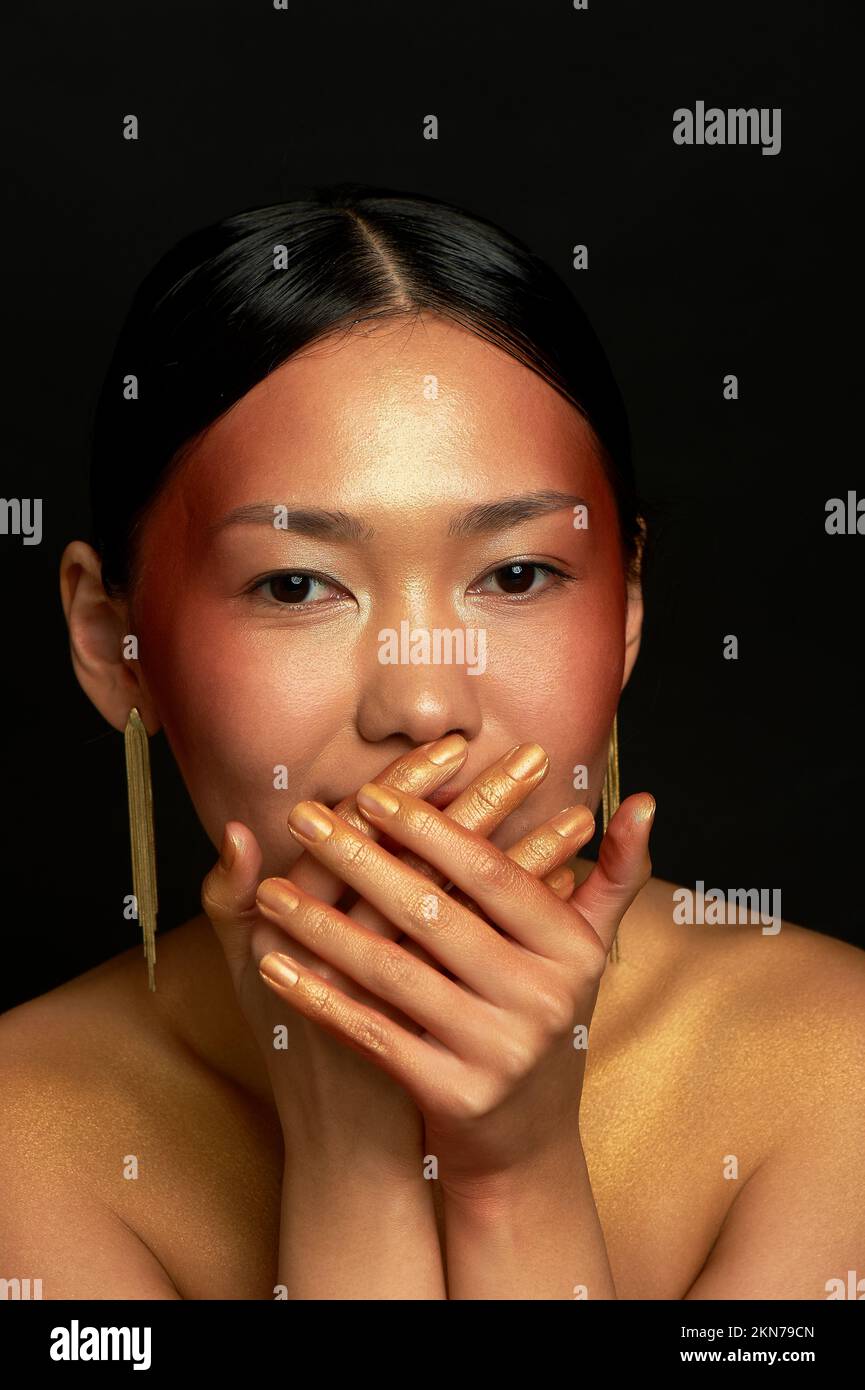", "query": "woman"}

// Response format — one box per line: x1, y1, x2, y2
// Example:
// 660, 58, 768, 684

2, 184, 862, 1300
